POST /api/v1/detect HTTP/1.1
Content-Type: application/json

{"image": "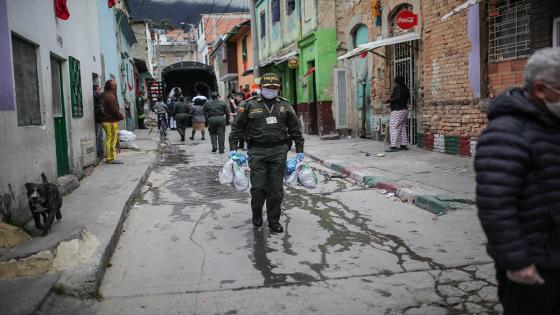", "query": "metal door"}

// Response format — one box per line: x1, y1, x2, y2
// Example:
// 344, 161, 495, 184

392, 41, 417, 144
51, 57, 70, 176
